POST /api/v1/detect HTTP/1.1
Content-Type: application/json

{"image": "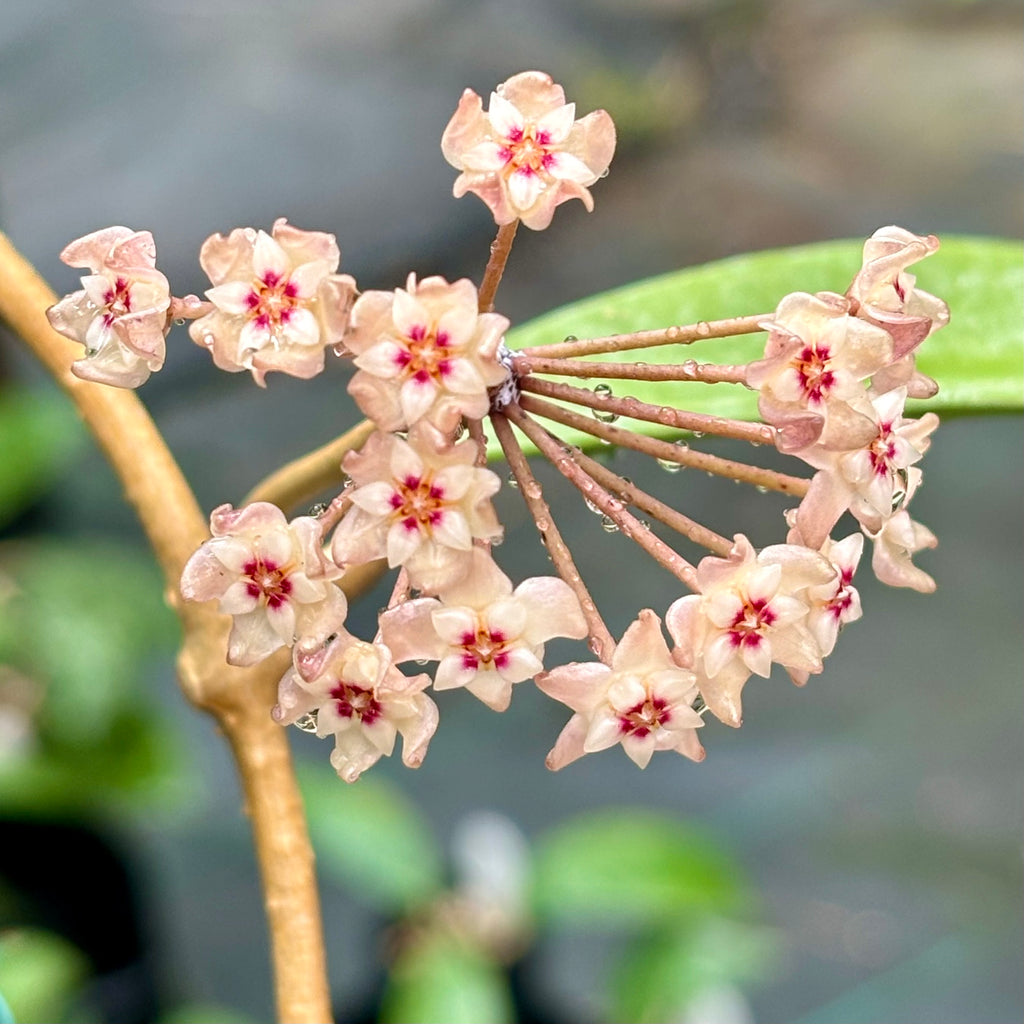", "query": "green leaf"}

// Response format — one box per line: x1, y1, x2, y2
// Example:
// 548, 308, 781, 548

380, 934, 514, 1024
0, 928, 89, 1024
298, 766, 444, 913
0, 388, 84, 529
610, 918, 778, 1024
530, 809, 743, 927
499, 236, 1021, 456
0, 541, 177, 746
